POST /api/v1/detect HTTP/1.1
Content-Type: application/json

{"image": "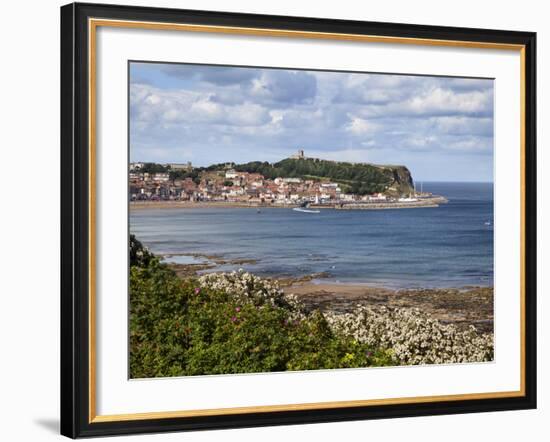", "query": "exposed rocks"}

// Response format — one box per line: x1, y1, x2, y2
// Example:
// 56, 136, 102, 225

291, 285, 493, 334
